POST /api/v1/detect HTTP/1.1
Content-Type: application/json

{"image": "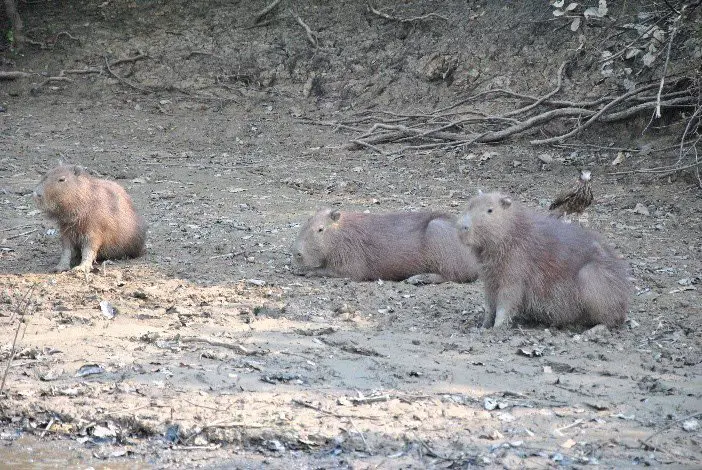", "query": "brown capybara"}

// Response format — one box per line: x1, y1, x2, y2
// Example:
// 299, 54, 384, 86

457, 192, 631, 328
33, 165, 147, 272
292, 208, 480, 283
